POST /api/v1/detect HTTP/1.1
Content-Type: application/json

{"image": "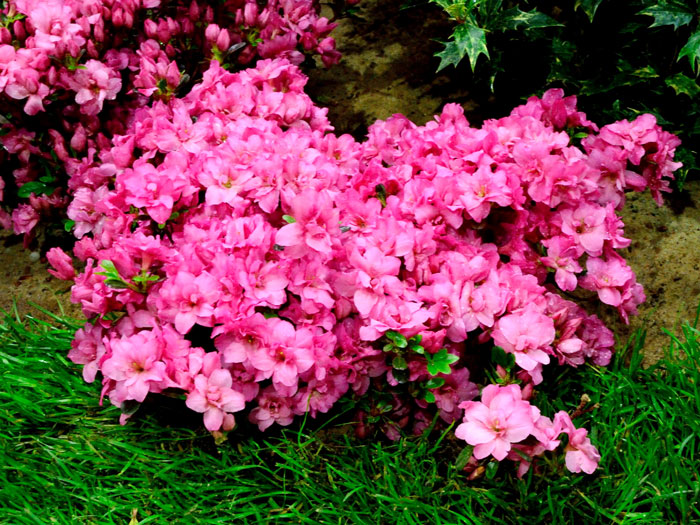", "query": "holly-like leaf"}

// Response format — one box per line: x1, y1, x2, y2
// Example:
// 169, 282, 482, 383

436, 22, 489, 72
679, 30, 700, 73
498, 7, 562, 31
575, 0, 604, 22
665, 73, 700, 97
426, 348, 460, 376
639, 2, 693, 31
